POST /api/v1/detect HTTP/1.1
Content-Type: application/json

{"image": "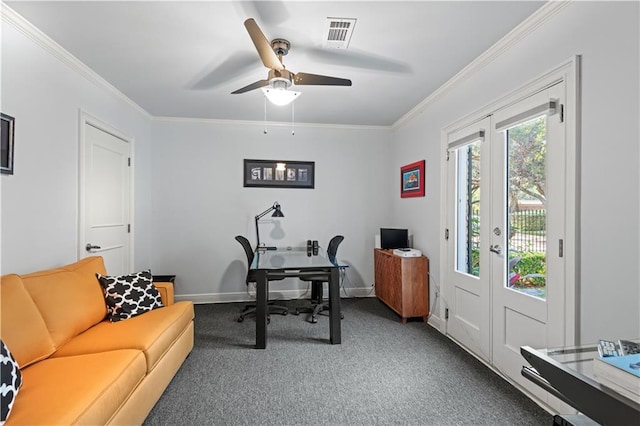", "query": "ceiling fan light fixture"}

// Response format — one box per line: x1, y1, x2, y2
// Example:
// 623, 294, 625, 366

261, 86, 300, 106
